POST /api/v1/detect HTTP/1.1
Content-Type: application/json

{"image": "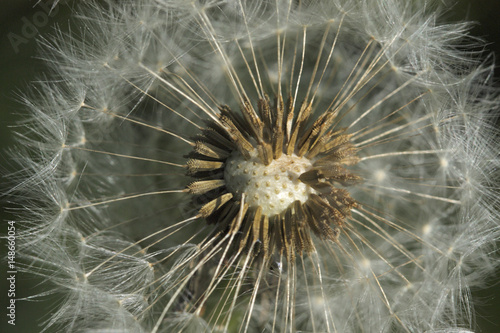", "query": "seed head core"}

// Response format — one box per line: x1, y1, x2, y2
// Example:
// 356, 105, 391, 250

225, 150, 314, 216
186, 96, 361, 259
